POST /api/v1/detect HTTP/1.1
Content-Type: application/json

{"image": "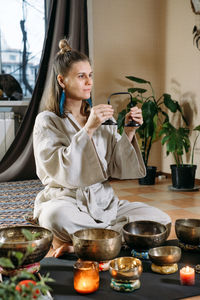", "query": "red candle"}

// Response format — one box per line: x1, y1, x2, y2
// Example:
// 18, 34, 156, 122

74, 261, 99, 294
180, 266, 195, 285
